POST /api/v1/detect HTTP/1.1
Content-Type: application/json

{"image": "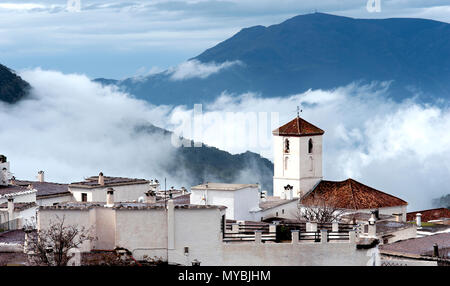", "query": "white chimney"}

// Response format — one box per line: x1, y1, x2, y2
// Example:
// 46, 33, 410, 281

0, 155, 11, 186
106, 188, 114, 206
416, 213, 422, 228
287, 188, 293, 200
98, 172, 105, 186
7, 197, 14, 218
283, 185, 293, 200
368, 212, 377, 237
145, 190, 156, 204
260, 190, 267, 202
37, 170, 45, 183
